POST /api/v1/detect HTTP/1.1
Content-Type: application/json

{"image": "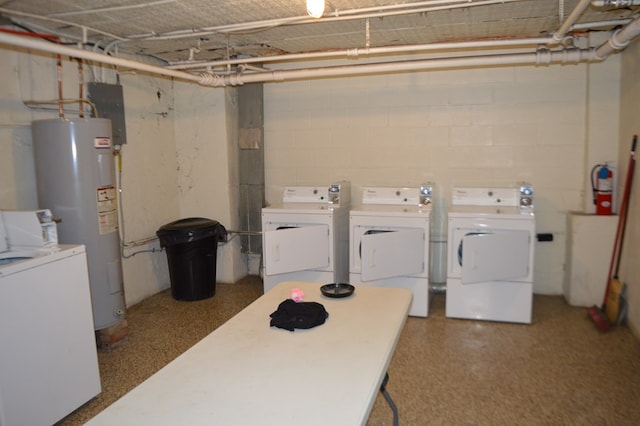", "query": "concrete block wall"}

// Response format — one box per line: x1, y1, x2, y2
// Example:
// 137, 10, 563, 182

264, 41, 621, 296
0, 48, 184, 306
